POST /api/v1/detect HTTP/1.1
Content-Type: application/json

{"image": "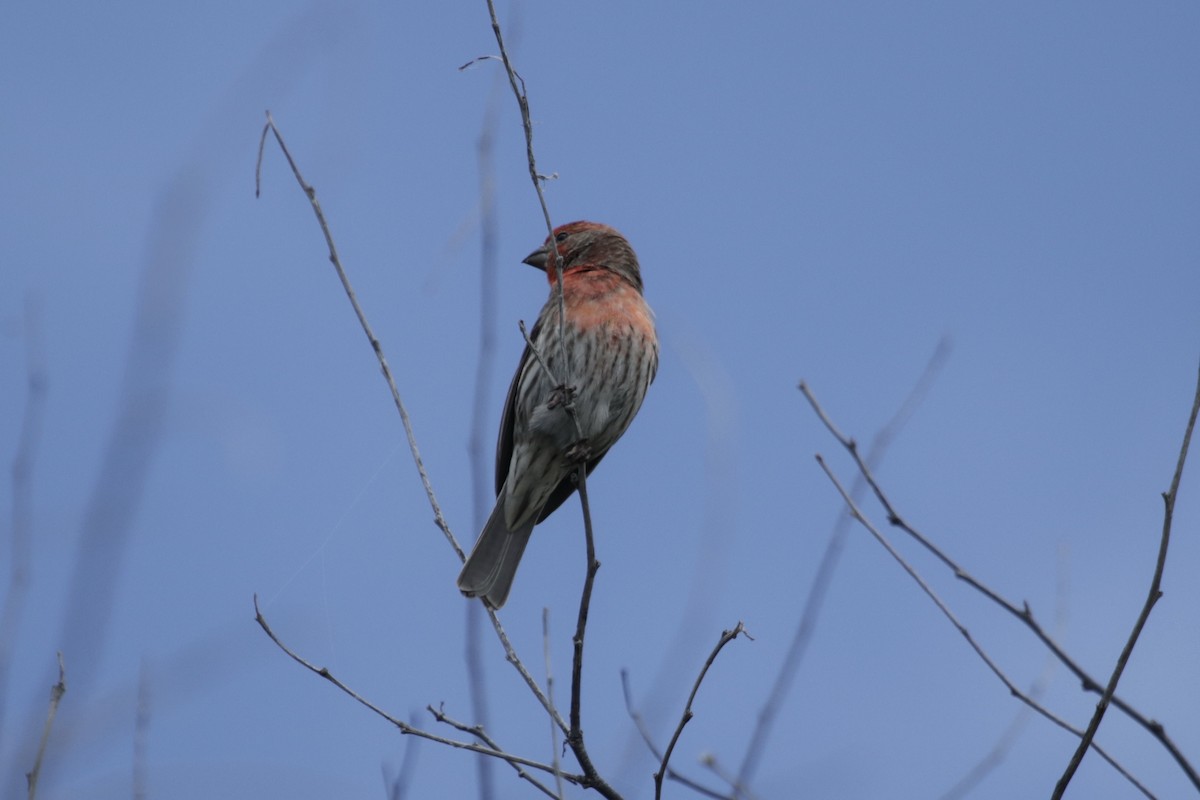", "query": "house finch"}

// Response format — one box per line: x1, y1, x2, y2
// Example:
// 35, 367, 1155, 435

457, 221, 658, 608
